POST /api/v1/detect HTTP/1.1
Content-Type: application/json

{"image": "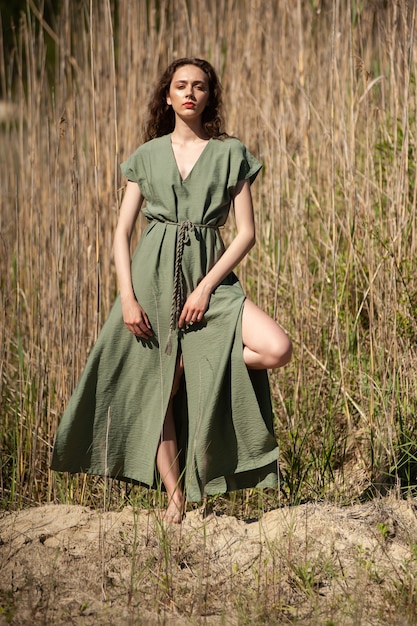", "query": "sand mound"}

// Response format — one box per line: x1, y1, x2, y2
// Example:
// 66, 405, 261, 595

1, 498, 417, 624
